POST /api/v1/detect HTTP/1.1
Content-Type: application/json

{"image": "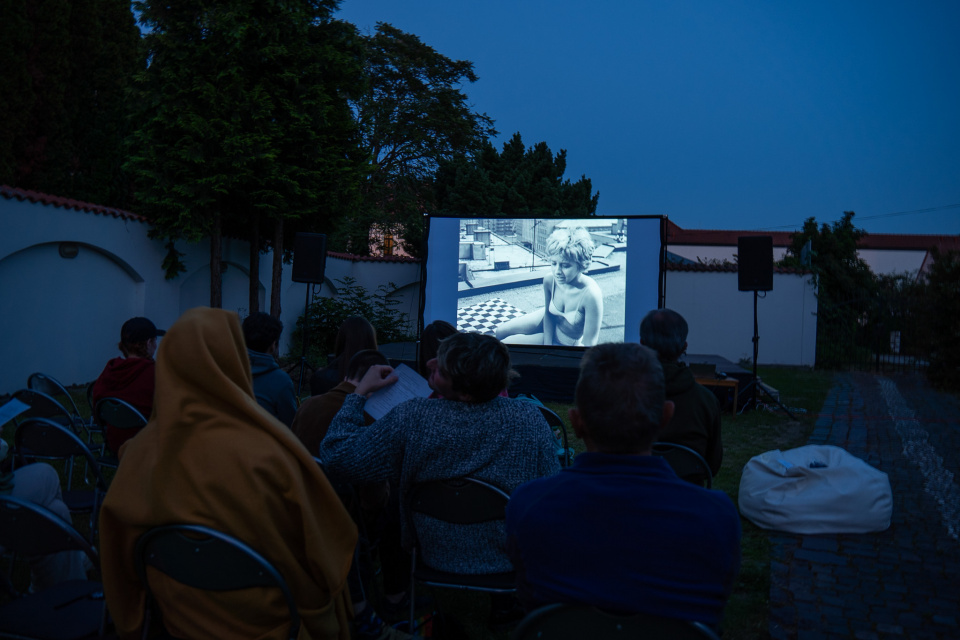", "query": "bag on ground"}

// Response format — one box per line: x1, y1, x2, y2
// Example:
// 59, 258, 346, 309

738, 444, 892, 534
